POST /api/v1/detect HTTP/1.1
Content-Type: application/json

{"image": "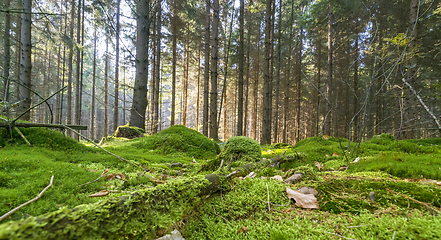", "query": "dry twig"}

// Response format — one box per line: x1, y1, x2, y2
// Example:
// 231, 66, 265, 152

78, 169, 109, 187
266, 183, 270, 212
386, 188, 439, 215
213, 206, 229, 223
0, 176, 54, 222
